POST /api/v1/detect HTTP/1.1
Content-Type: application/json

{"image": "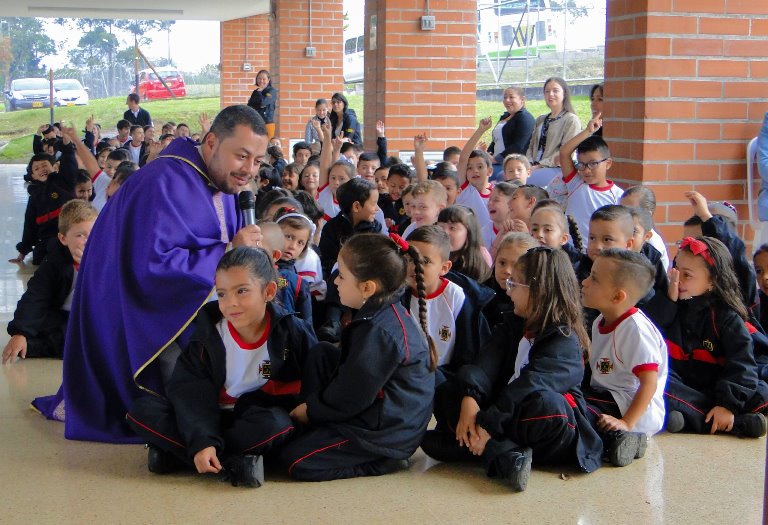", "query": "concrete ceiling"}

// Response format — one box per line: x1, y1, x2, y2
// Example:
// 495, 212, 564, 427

1, 0, 270, 21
